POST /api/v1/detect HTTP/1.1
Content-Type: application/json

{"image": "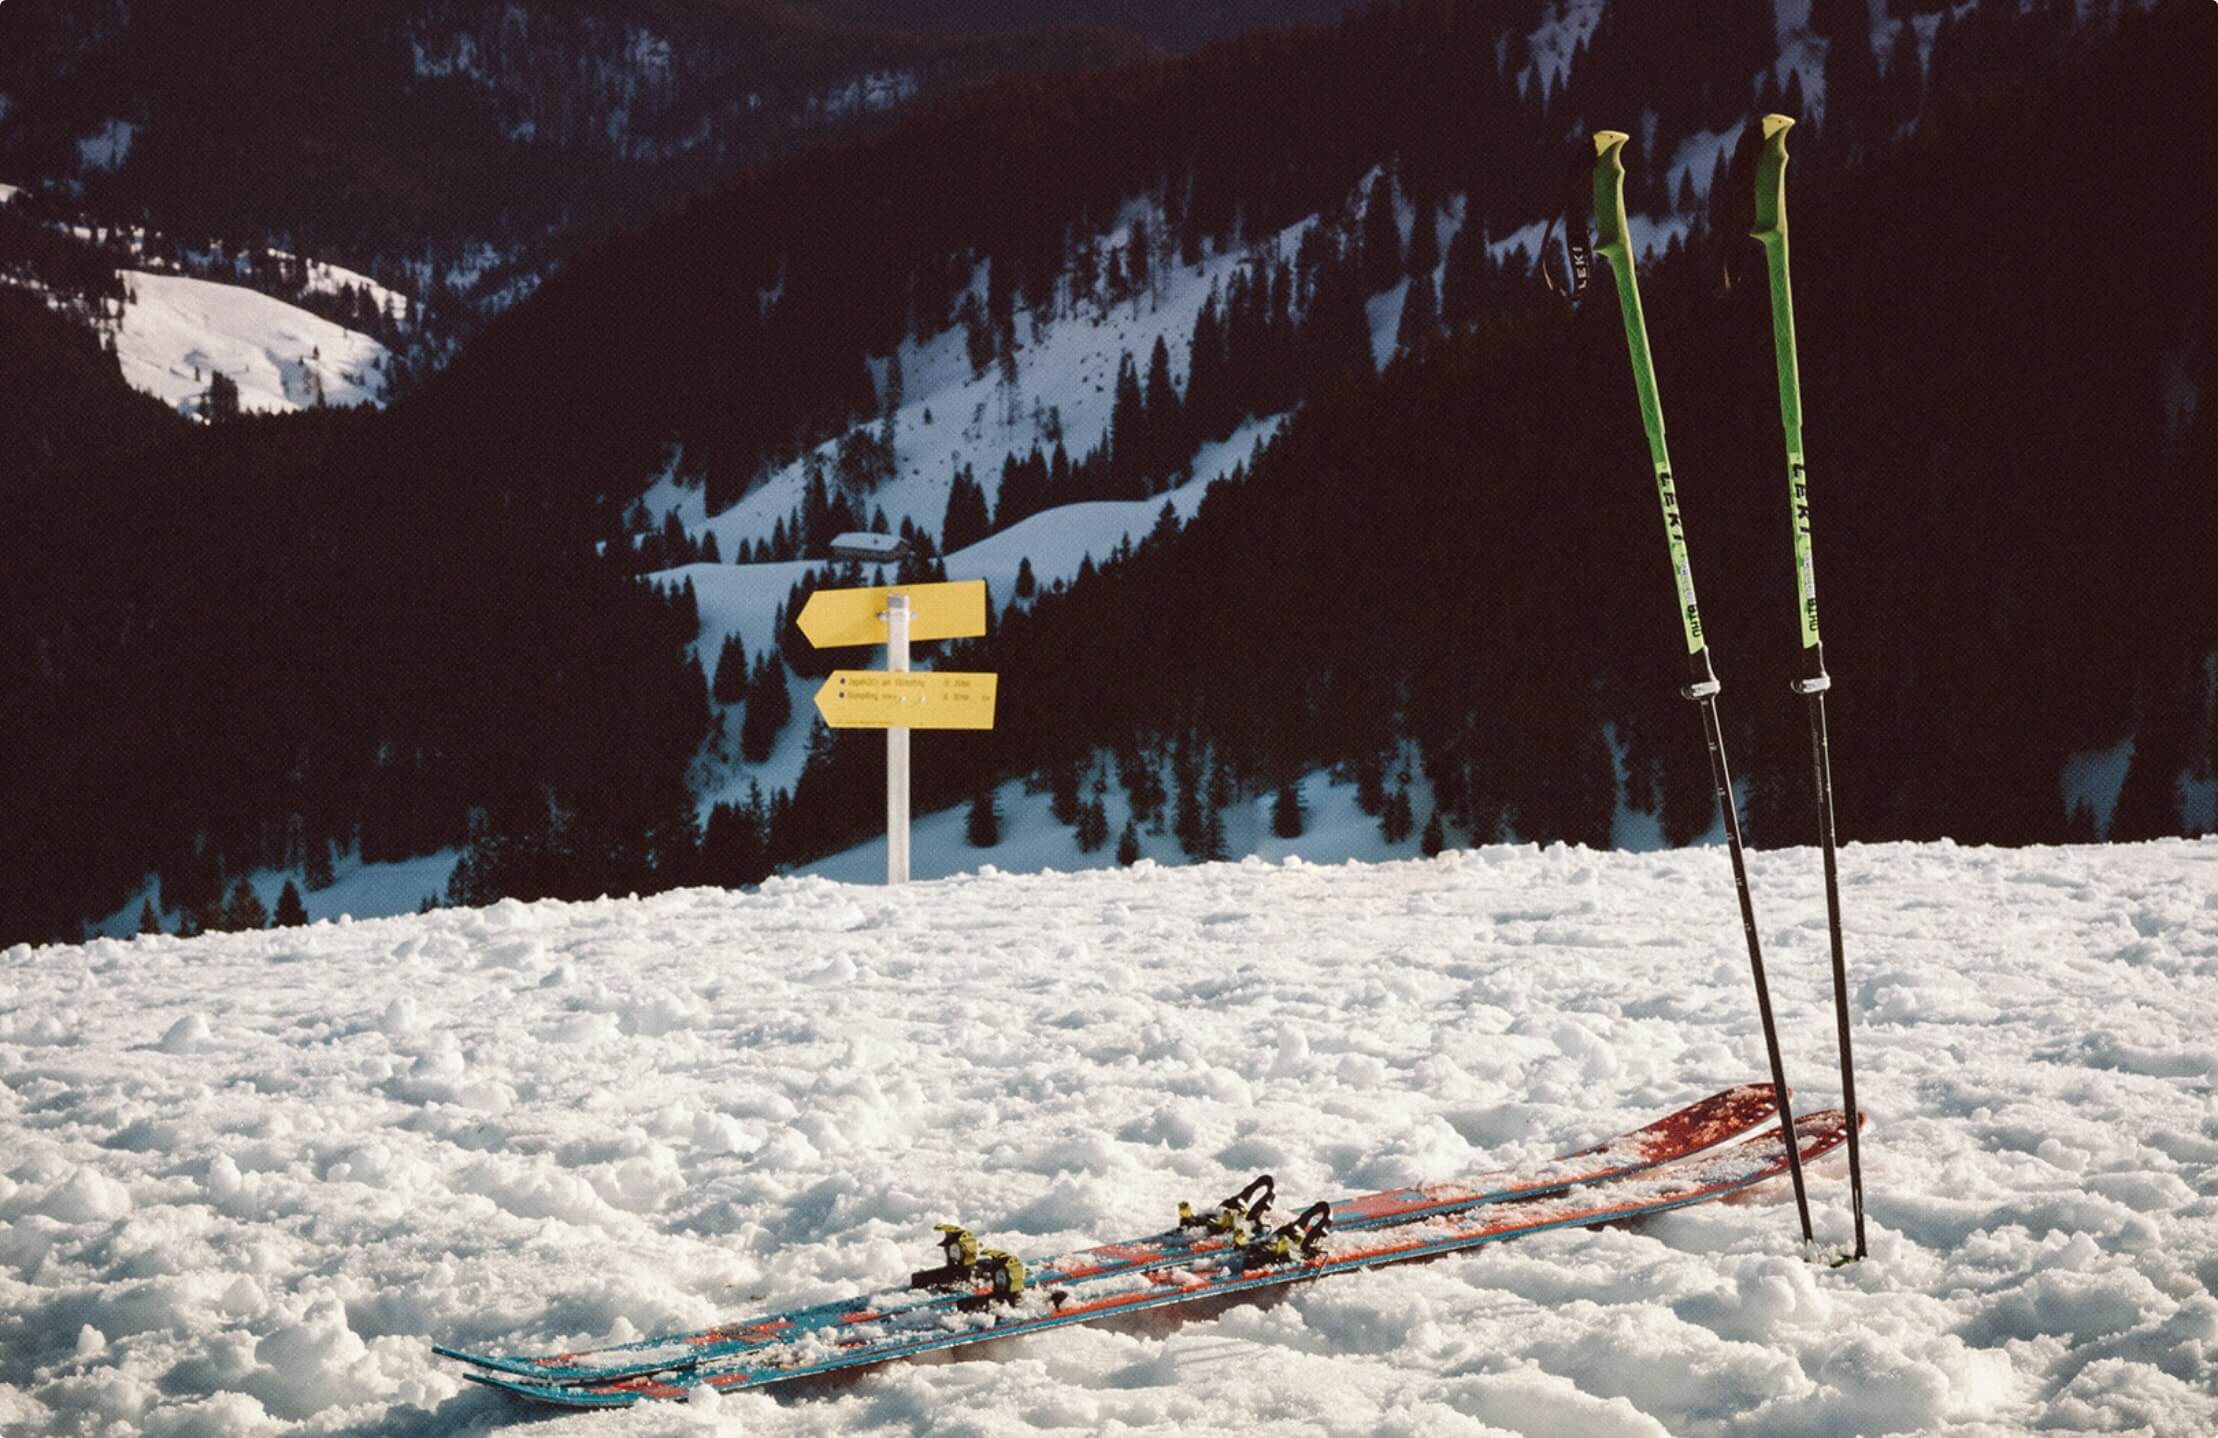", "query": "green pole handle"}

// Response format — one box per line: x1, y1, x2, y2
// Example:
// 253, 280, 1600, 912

1751, 114, 1822, 658
1593, 130, 1707, 663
